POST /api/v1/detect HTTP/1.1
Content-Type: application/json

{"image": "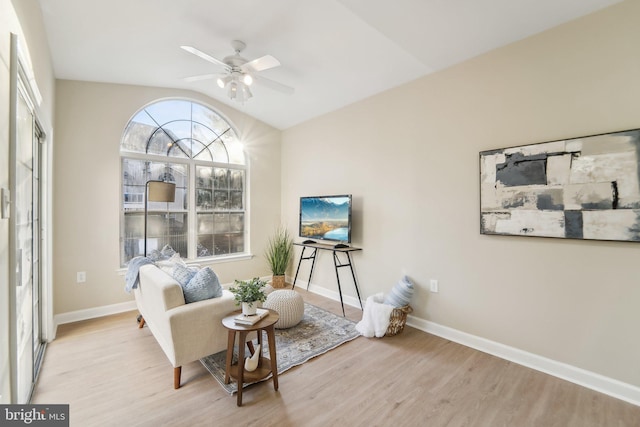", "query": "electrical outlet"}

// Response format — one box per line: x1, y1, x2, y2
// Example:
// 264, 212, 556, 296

430, 279, 439, 293
77, 272, 86, 283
